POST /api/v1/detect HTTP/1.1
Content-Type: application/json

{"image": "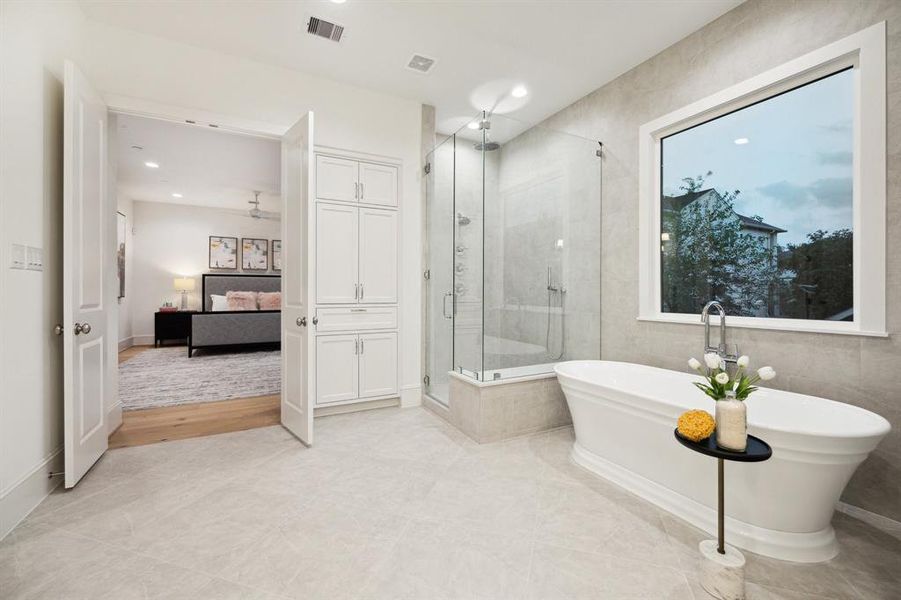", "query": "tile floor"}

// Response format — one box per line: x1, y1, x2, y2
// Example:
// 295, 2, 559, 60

2, 407, 899, 599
